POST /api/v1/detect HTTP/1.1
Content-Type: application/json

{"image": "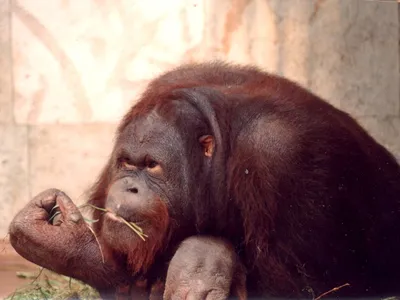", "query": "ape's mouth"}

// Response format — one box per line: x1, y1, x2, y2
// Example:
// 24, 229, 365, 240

104, 211, 122, 222
104, 211, 145, 226
104, 211, 148, 241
